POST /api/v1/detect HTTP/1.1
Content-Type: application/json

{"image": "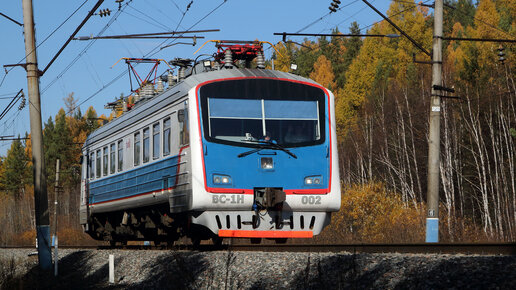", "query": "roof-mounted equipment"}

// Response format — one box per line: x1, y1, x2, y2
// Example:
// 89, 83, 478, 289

194, 40, 281, 69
